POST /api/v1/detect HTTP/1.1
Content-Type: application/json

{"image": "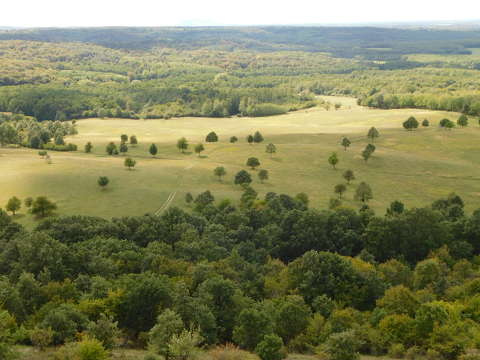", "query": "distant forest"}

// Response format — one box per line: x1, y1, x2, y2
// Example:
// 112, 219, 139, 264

0, 26, 480, 121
